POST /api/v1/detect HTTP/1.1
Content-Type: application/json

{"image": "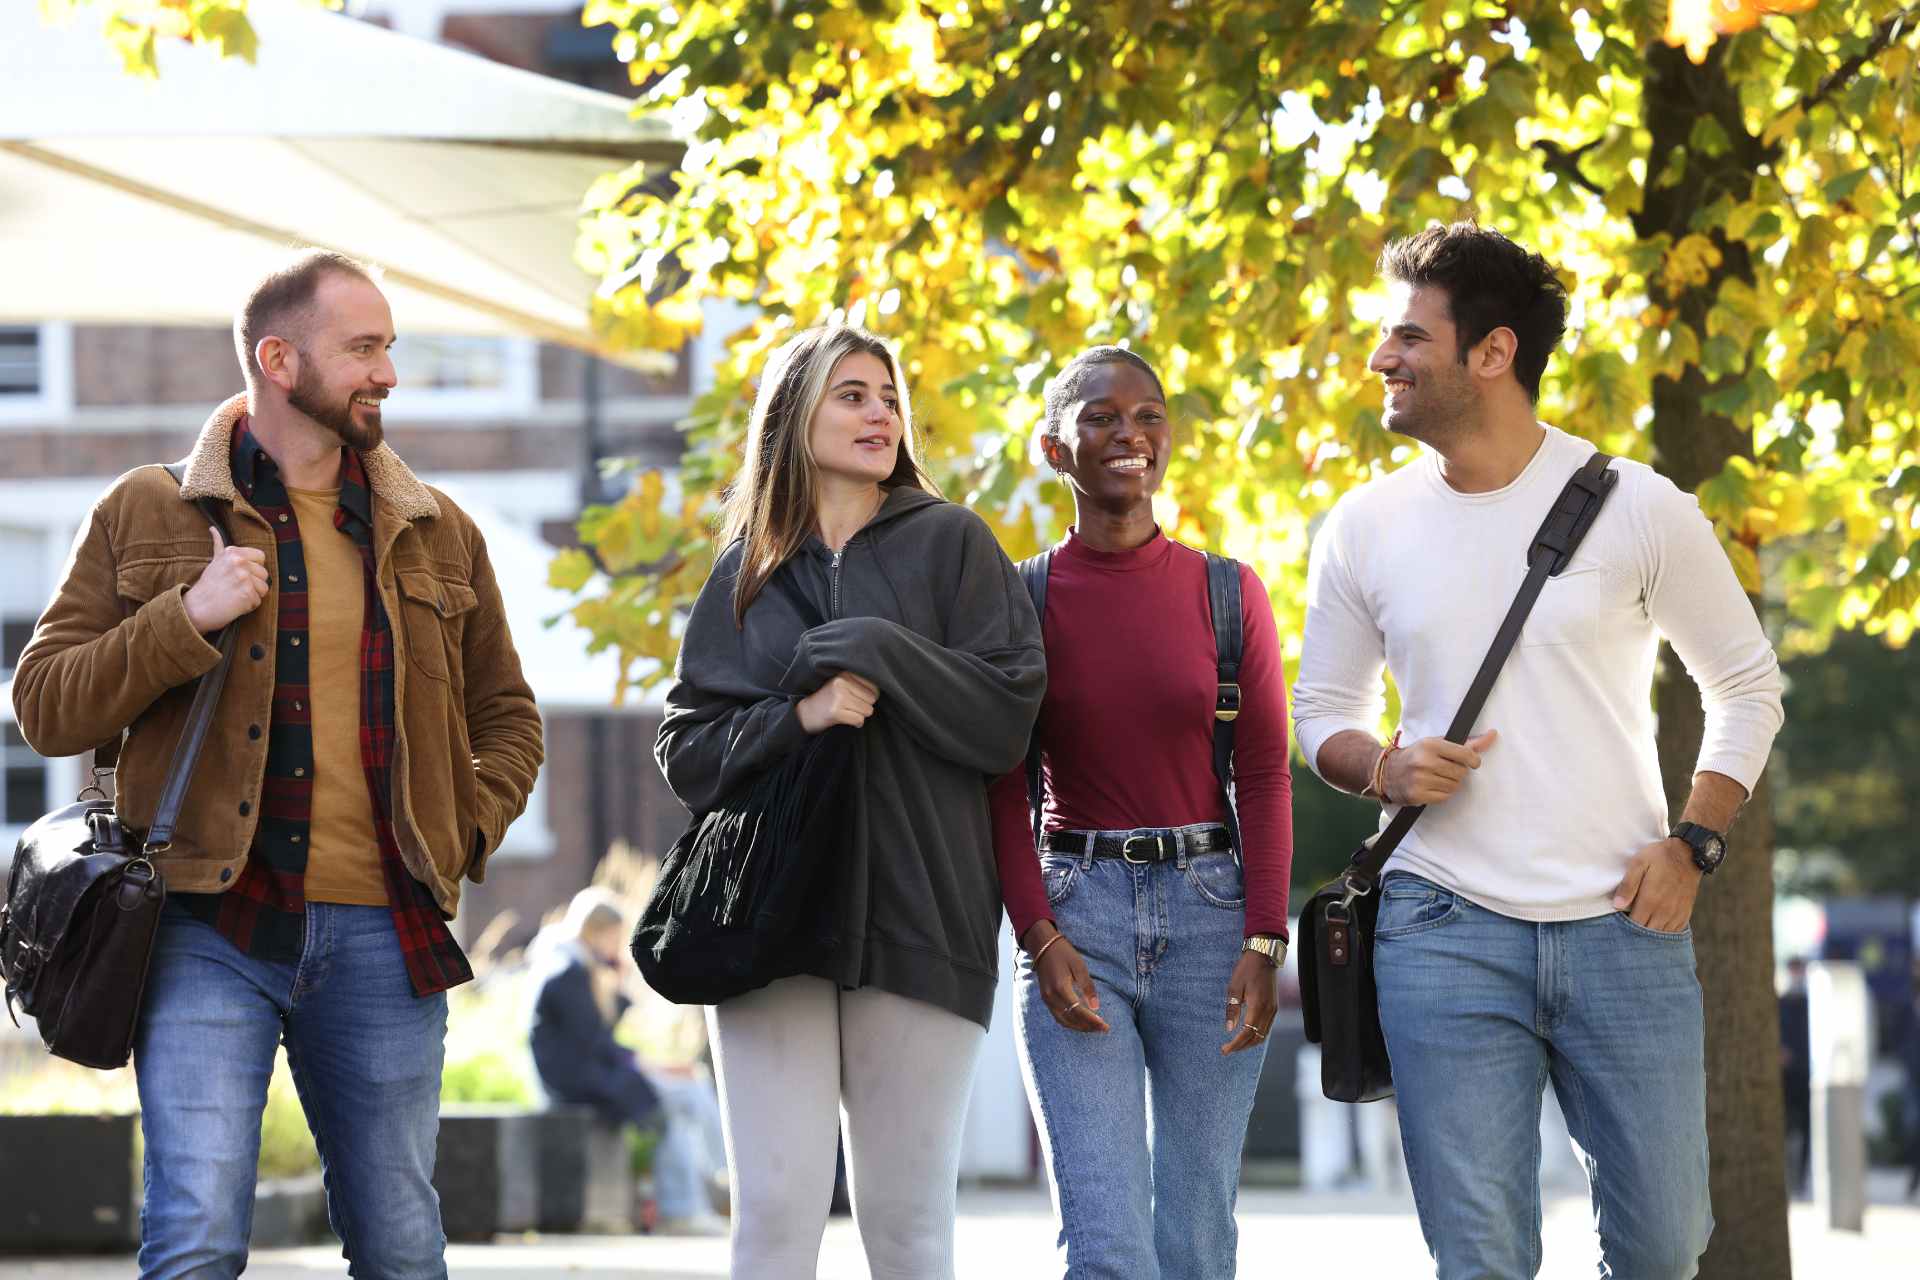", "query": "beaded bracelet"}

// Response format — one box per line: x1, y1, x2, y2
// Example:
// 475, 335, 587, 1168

1369, 730, 1403, 805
